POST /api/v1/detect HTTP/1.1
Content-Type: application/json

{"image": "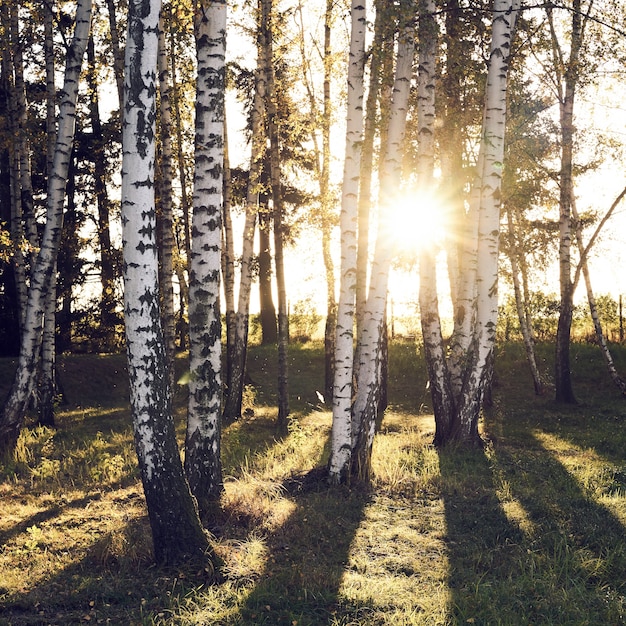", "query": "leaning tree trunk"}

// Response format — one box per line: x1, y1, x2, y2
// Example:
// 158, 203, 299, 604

0, 0, 92, 457
571, 195, 626, 394
122, 0, 215, 568
329, 0, 367, 484
184, 0, 227, 519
